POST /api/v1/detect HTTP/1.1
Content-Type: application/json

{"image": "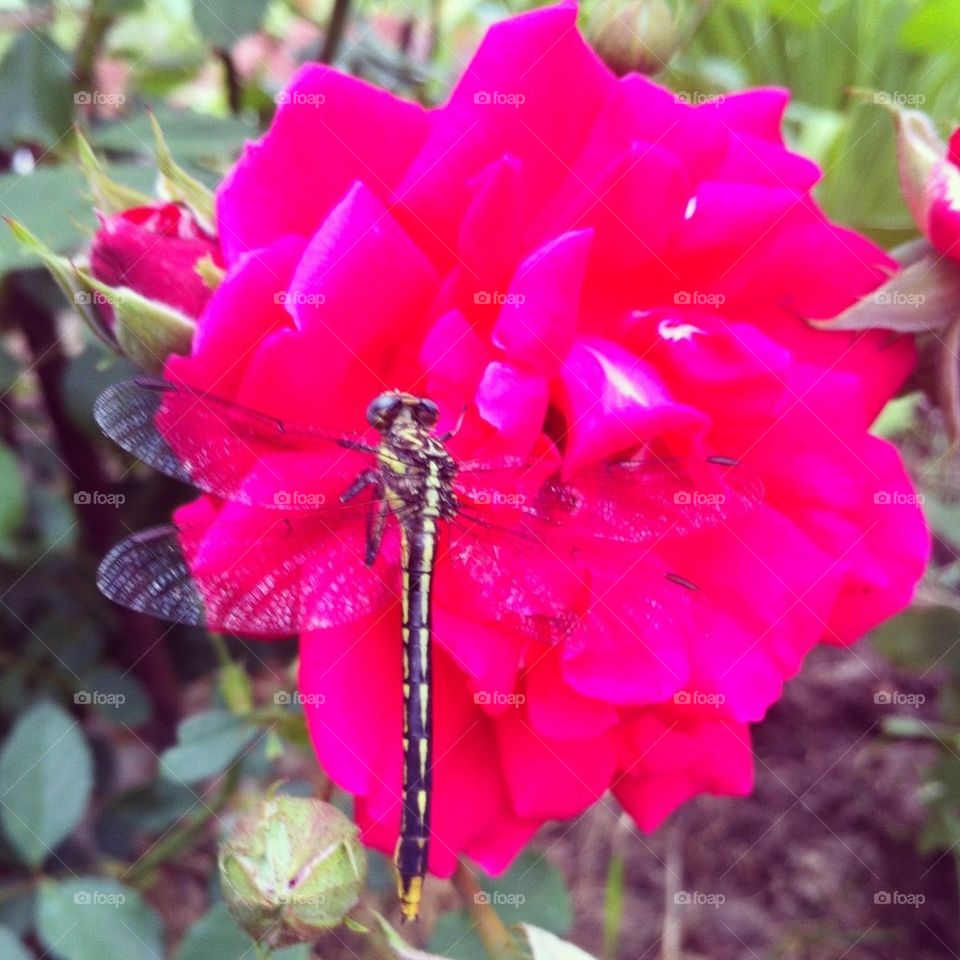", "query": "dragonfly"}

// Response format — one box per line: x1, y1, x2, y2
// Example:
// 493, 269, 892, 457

93, 376, 763, 922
